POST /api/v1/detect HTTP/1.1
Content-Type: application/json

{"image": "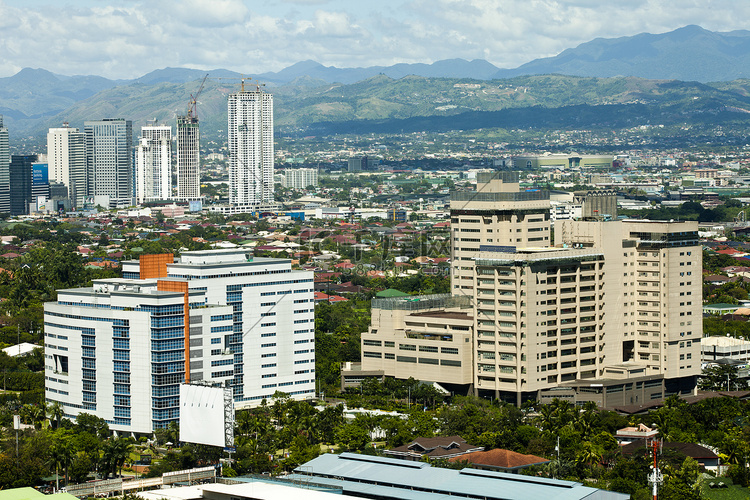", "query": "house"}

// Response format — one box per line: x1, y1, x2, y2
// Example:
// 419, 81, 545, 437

615, 423, 659, 445
621, 441, 720, 470
384, 436, 483, 461
448, 448, 550, 474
